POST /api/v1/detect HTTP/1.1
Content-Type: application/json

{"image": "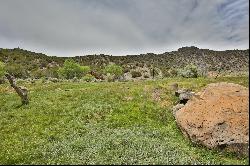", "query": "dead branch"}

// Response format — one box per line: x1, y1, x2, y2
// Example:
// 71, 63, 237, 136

5, 74, 29, 105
